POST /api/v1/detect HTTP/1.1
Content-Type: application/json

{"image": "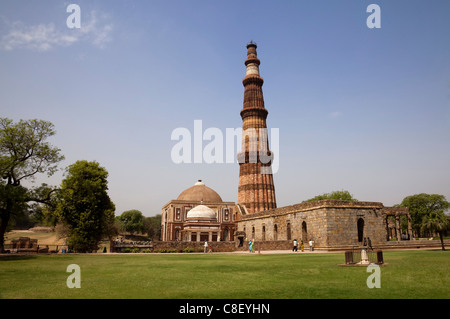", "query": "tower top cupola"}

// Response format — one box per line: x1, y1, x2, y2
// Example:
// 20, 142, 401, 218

245, 41, 261, 76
